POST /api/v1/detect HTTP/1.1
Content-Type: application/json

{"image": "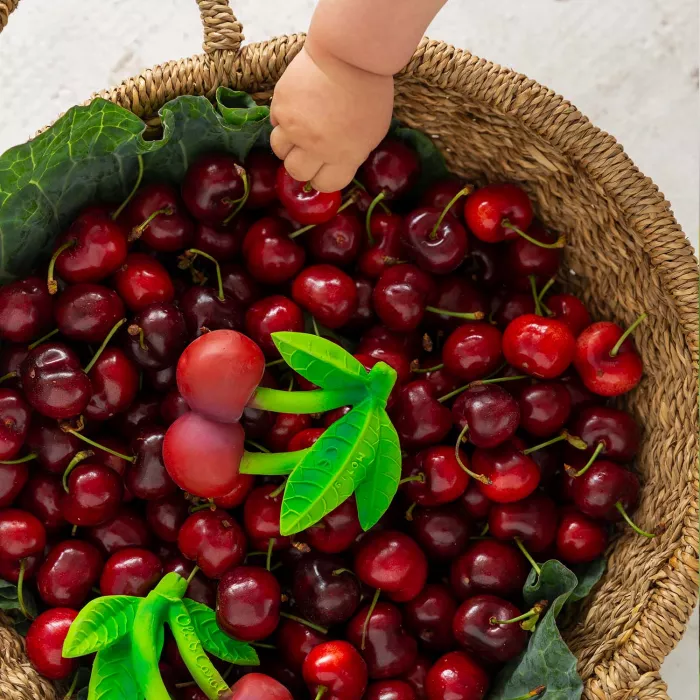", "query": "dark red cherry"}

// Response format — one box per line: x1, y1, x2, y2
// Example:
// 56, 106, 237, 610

127, 427, 176, 500
322, 405, 352, 428
409, 504, 471, 561
559, 370, 597, 412
372, 264, 435, 332
276, 167, 341, 225
125, 302, 188, 369
178, 509, 246, 578
421, 178, 466, 210
54, 283, 125, 343
402, 206, 468, 274
63, 463, 123, 526
466, 239, 505, 288
21, 342, 92, 419
287, 427, 325, 452
366, 680, 417, 700
217, 566, 281, 641
162, 554, 216, 607
442, 323, 503, 381
425, 651, 489, 700
0, 553, 41, 583
221, 264, 262, 307
362, 139, 419, 200
26, 416, 80, 473
0, 461, 29, 508
346, 278, 376, 330
461, 481, 492, 522
302, 498, 362, 554
113, 253, 175, 312
506, 220, 561, 284
87, 506, 151, 555
402, 655, 430, 699
556, 509, 608, 563
453, 594, 528, 663
243, 484, 291, 551
464, 183, 533, 243
568, 406, 640, 463
358, 213, 404, 279
292, 264, 358, 329
450, 540, 529, 601
413, 355, 461, 398
275, 617, 327, 672
0, 508, 46, 559
86, 348, 139, 421
146, 493, 189, 543
245, 295, 305, 357
100, 546, 162, 596
491, 290, 536, 328
0, 389, 31, 460
571, 460, 640, 521
452, 384, 520, 448
358, 325, 423, 359
404, 583, 457, 652
425, 277, 488, 332
518, 381, 571, 437
180, 286, 244, 338
401, 446, 469, 506
391, 380, 451, 449
160, 389, 190, 425
192, 218, 246, 262
547, 294, 592, 336
112, 393, 162, 439
0, 276, 53, 343
182, 153, 246, 224
26, 608, 79, 680
266, 414, 312, 453
0, 344, 28, 390
308, 211, 363, 265
489, 493, 558, 552
19, 473, 65, 531
213, 473, 255, 510
303, 639, 368, 699
37, 539, 103, 607
347, 602, 418, 680
245, 150, 280, 209
242, 217, 306, 285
